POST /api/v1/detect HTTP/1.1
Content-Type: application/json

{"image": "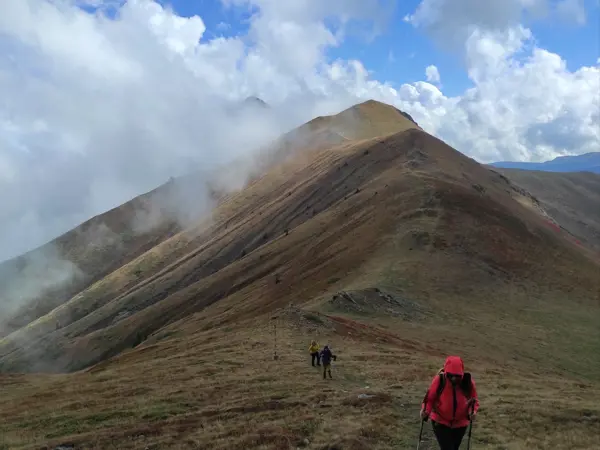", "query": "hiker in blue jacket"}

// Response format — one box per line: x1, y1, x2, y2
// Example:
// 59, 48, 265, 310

319, 345, 337, 379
